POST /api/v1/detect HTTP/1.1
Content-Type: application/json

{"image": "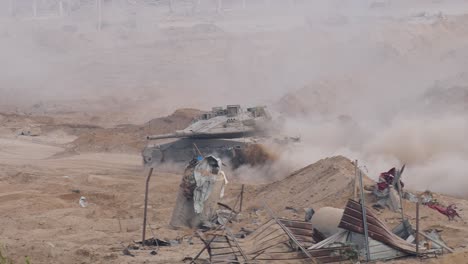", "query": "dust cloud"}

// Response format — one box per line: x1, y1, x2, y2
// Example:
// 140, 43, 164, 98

1, 0, 468, 196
